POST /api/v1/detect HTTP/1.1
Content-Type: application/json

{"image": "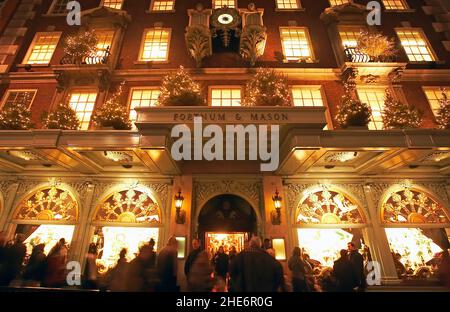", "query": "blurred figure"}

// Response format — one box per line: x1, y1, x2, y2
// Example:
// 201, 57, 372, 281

156, 236, 179, 292
124, 244, 153, 291
23, 244, 47, 287
229, 246, 237, 262
0, 234, 26, 286
438, 251, 450, 290
288, 247, 308, 292
333, 249, 356, 292
108, 248, 128, 292
44, 238, 68, 288
263, 238, 275, 255
187, 249, 213, 292
83, 243, 98, 289
229, 236, 283, 292
267, 248, 287, 292
184, 238, 202, 279
213, 246, 229, 280
0, 232, 8, 285
147, 238, 157, 269
348, 242, 365, 291
392, 252, 407, 278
